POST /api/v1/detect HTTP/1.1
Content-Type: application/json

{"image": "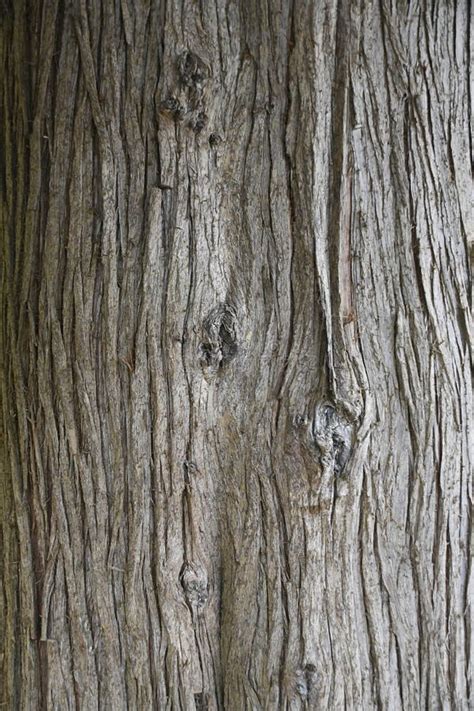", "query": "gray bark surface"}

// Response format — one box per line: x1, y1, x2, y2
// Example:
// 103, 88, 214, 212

1, 1, 472, 709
